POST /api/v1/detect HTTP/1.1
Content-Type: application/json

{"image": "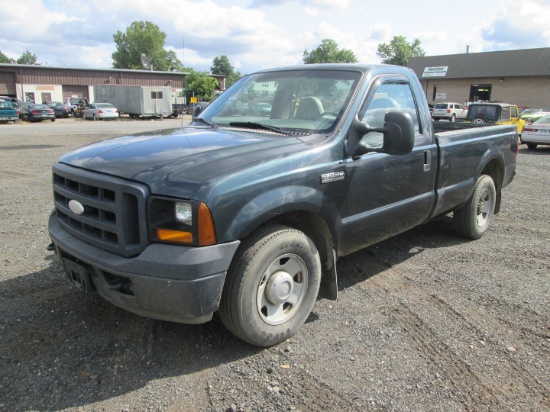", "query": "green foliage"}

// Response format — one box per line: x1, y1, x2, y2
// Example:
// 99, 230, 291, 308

112, 21, 182, 71
186, 70, 219, 101
17, 50, 39, 65
0, 50, 10, 63
303, 39, 358, 64
376, 36, 425, 66
211, 55, 243, 88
